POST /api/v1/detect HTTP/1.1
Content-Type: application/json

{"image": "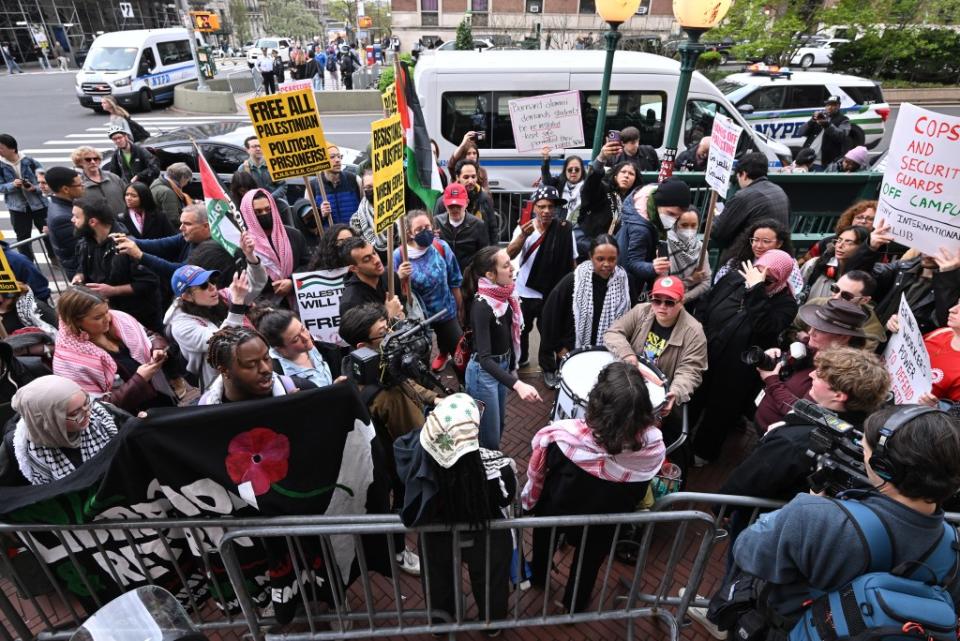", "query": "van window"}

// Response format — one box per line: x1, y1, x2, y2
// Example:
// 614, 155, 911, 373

786, 85, 828, 109
157, 40, 193, 65
137, 48, 156, 76
84, 46, 138, 71
279, 40, 290, 48
685, 99, 754, 155
738, 86, 784, 111
582, 91, 666, 147
840, 85, 883, 105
